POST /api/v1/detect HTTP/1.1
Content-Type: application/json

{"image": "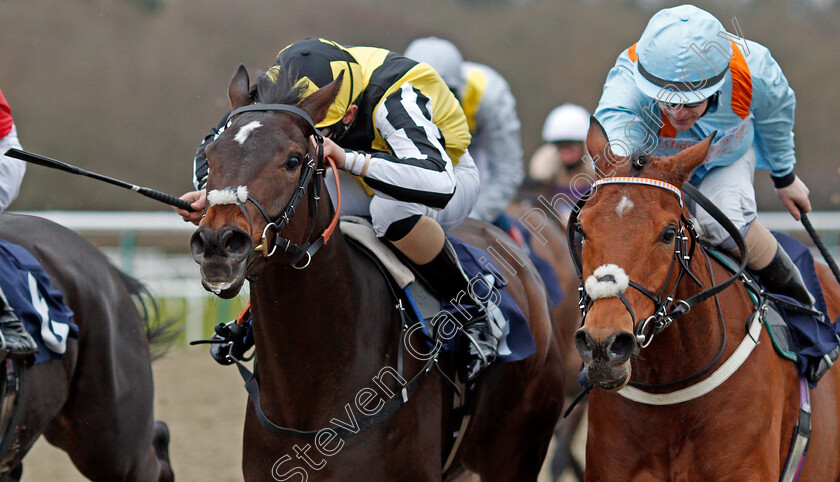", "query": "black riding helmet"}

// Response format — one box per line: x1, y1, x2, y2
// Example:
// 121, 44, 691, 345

269, 38, 365, 137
